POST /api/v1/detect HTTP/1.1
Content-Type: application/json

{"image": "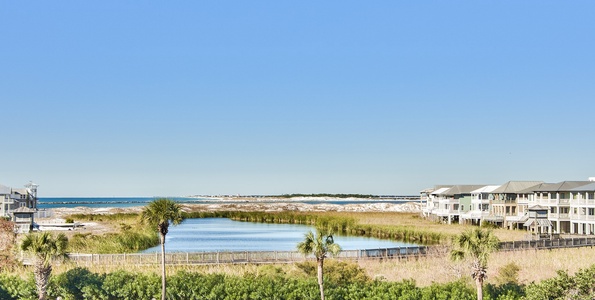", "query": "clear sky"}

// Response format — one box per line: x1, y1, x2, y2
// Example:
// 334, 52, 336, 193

1, 1, 594, 197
